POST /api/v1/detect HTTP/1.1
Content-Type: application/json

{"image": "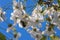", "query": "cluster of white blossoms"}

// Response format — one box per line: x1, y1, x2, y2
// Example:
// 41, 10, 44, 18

0, 0, 60, 40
